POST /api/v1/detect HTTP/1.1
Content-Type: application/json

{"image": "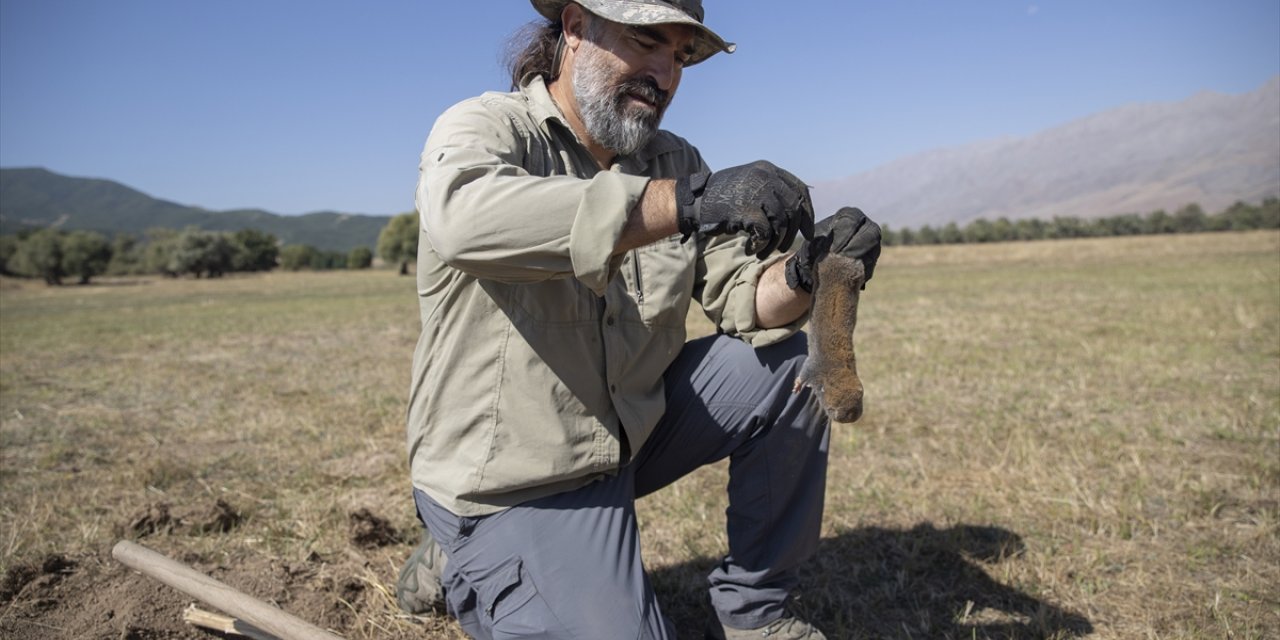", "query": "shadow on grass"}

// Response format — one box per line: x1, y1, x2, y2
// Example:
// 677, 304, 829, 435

78, 278, 154, 287
651, 523, 1094, 639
